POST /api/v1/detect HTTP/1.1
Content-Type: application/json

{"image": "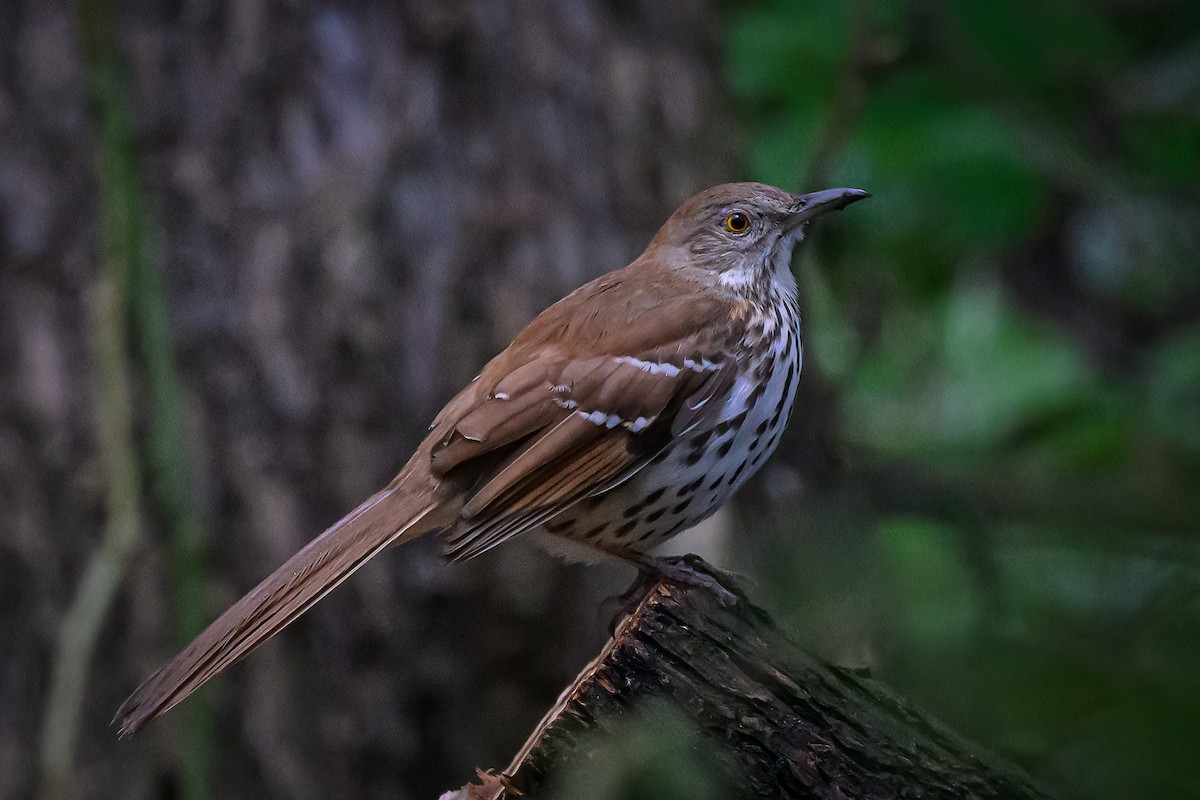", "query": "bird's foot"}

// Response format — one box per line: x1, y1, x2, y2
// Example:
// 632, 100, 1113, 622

599, 551, 742, 631
607, 549, 742, 607
600, 565, 665, 633
644, 553, 742, 606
